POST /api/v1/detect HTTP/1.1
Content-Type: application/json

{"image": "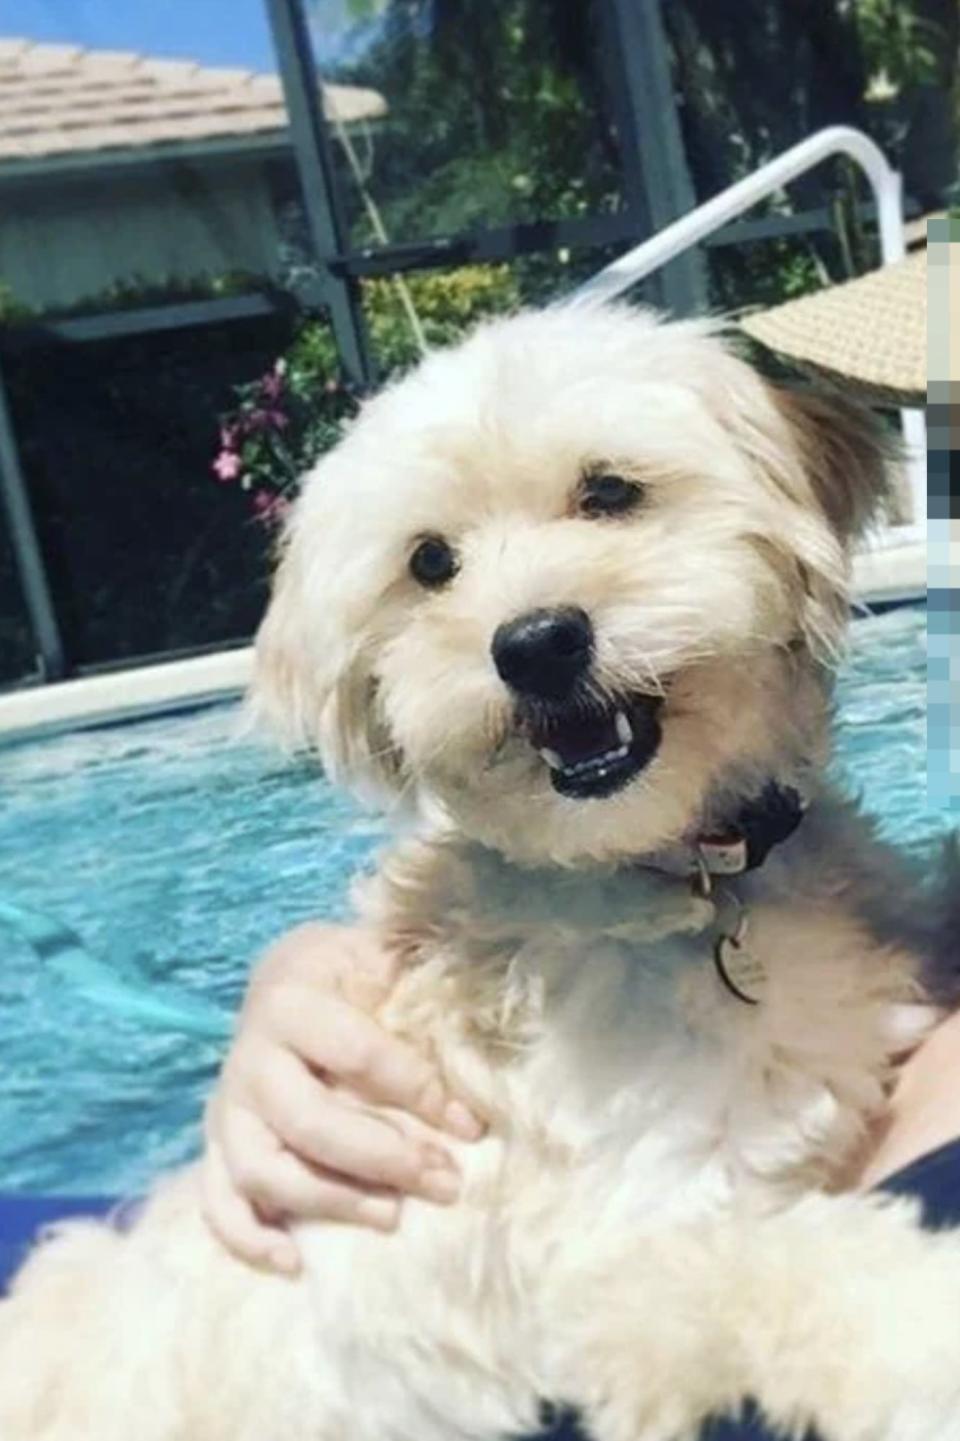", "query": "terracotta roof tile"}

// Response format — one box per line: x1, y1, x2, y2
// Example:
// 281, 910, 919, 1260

0, 37, 386, 166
